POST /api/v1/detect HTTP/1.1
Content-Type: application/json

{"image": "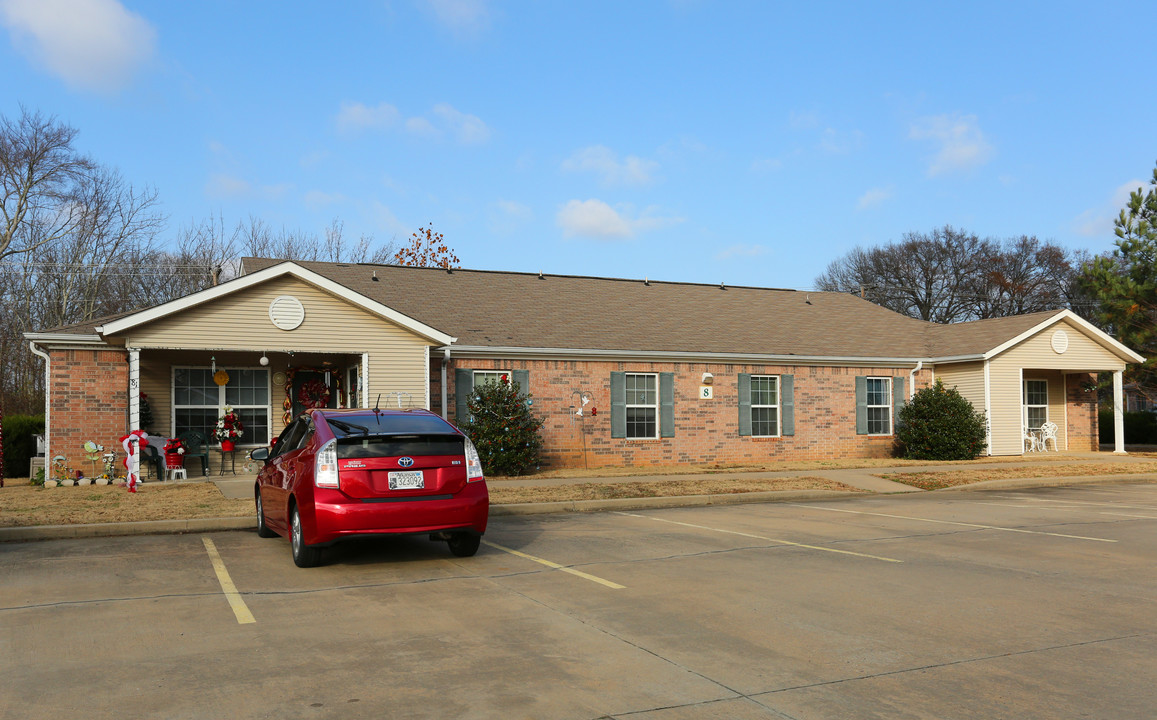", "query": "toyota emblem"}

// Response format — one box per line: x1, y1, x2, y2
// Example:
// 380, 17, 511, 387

398, 457, 414, 468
